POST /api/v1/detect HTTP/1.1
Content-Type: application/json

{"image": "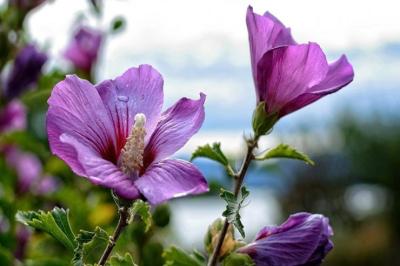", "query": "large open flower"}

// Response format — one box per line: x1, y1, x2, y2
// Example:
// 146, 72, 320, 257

247, 6, 354, 118
46, 64, 208, 204
237, 213, 333, 266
